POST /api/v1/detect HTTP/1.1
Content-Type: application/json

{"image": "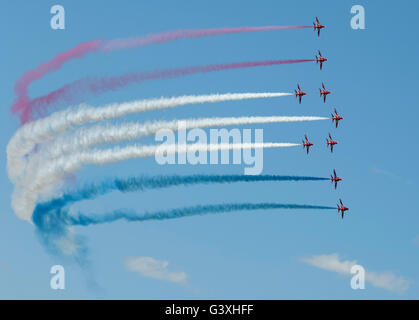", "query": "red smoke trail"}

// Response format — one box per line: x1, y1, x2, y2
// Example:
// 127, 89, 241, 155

101, 26, 312, 51
11, 25, 310, 124
12, 41, 102, 115
22, 59, 313, 123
